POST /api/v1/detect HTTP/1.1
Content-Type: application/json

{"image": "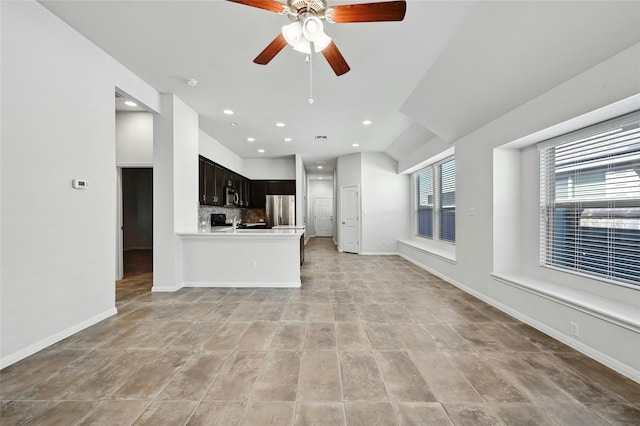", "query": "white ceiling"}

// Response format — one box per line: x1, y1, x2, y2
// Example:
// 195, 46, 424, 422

40, 1, 640, 176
